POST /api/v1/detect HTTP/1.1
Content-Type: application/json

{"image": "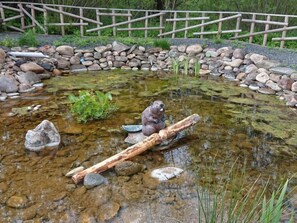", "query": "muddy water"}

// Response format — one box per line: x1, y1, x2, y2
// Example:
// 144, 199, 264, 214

0, 71, 297, 222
